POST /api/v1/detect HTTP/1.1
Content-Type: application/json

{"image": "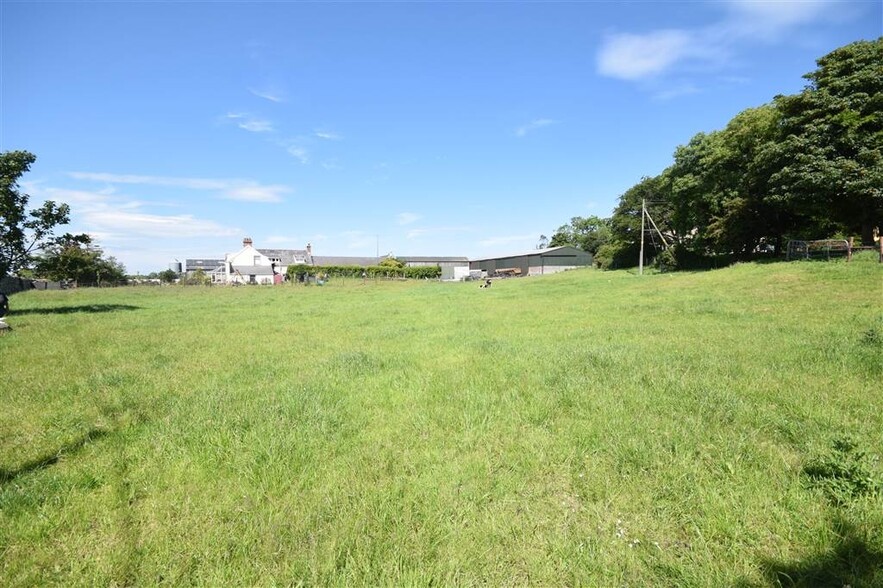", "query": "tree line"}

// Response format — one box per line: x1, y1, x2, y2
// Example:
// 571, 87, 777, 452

550, 38, 882, 270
